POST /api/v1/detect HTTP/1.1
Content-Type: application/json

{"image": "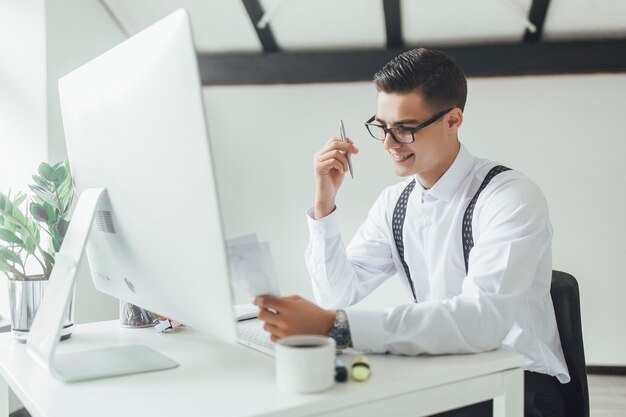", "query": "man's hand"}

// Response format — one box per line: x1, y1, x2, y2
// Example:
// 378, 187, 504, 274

313, 137, 359, 219
253, 295, 336, 342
